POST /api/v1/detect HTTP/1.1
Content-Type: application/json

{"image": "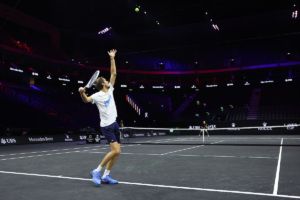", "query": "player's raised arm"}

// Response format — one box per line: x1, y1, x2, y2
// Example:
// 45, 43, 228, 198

78, 87, 92, 103
108, 49, 117, 87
